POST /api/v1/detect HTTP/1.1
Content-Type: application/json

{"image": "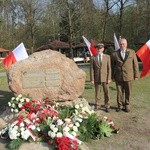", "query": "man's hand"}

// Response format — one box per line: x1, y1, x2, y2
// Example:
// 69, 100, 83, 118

91, 80, 94, 84
106, 79, 111, 84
